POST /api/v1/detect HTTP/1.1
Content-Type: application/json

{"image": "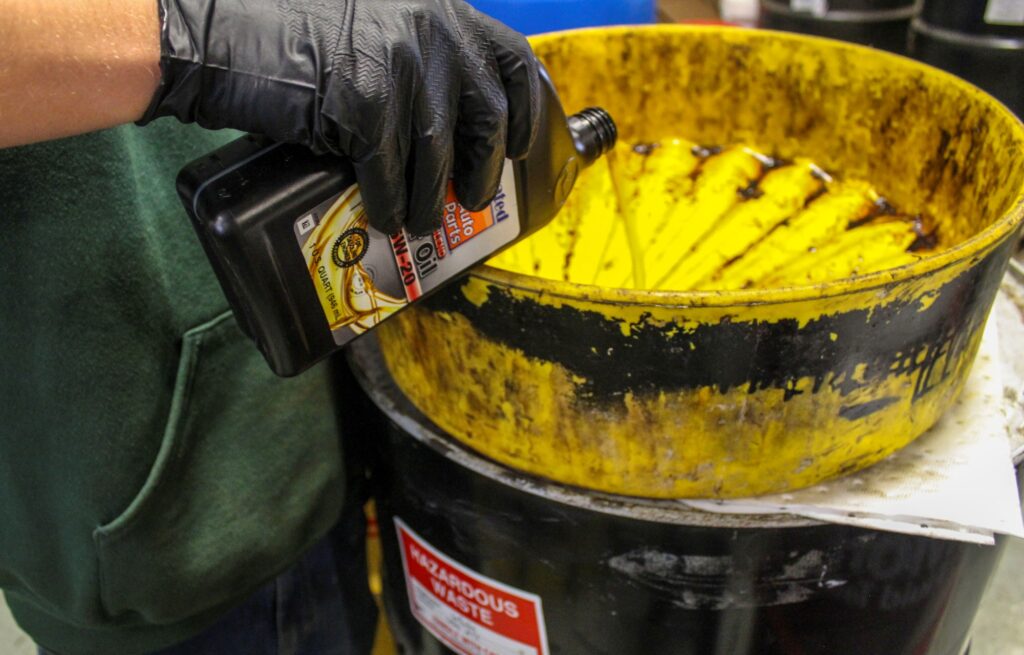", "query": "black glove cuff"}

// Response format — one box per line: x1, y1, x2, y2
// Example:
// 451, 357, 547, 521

137, 0, 323, 147
137, 0, 202, 127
